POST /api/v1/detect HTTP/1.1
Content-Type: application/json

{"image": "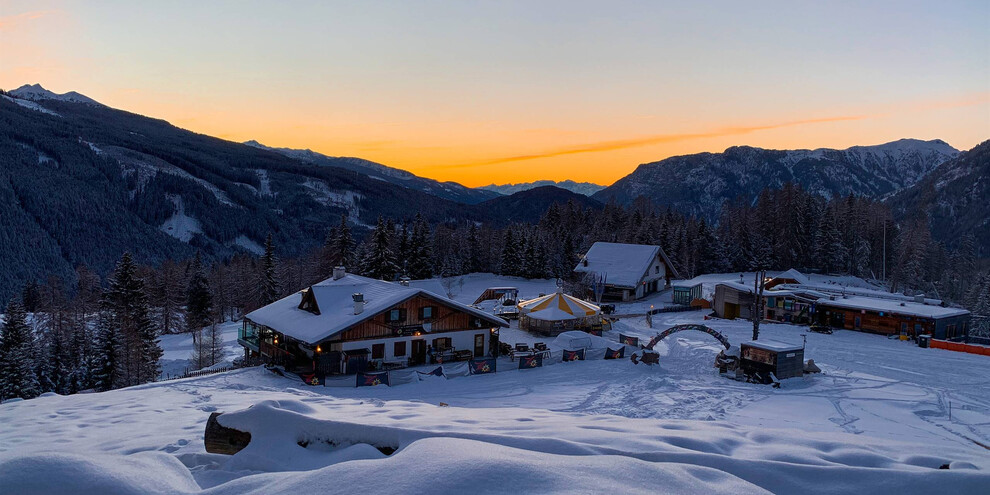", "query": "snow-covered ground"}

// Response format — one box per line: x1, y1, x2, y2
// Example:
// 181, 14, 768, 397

2, 275, 988, 494
158, 322, 244, 379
